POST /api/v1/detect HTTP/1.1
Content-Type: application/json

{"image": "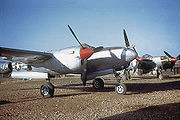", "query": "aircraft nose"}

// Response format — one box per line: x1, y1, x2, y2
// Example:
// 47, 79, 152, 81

125, 49, 138, 62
